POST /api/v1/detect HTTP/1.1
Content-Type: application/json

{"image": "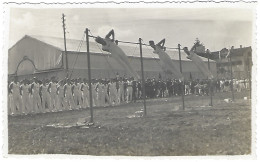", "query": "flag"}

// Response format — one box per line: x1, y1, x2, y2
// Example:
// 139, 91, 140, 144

225, 46, 234, 58
185, 50, 214, 79
153, 45, 184, 80
225, 49, 230, 58
95, 36, 140, 80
